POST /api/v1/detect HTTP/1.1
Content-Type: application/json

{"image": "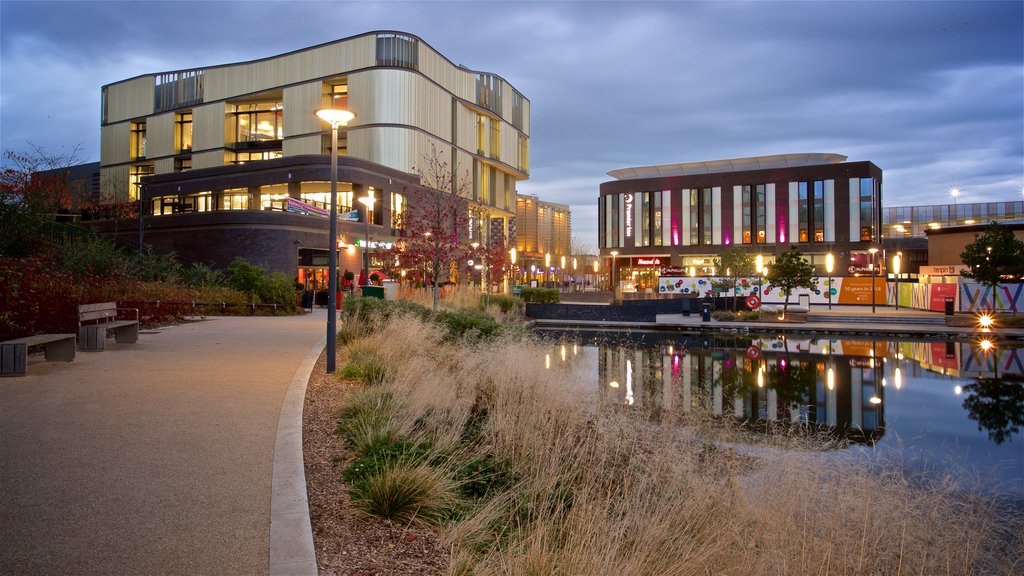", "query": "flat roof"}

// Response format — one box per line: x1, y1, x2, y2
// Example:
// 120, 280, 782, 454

607, 153, 848, 180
